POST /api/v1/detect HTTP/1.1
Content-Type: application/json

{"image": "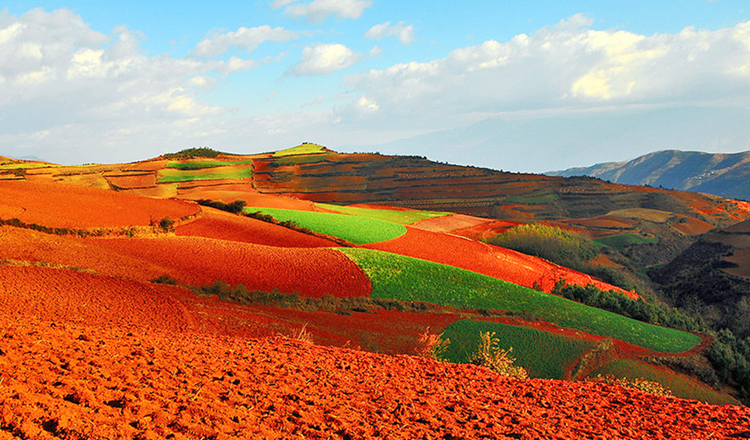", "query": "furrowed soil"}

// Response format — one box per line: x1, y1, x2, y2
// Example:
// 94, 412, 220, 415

0, 180, 198, 229
2, 313, 749, 440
